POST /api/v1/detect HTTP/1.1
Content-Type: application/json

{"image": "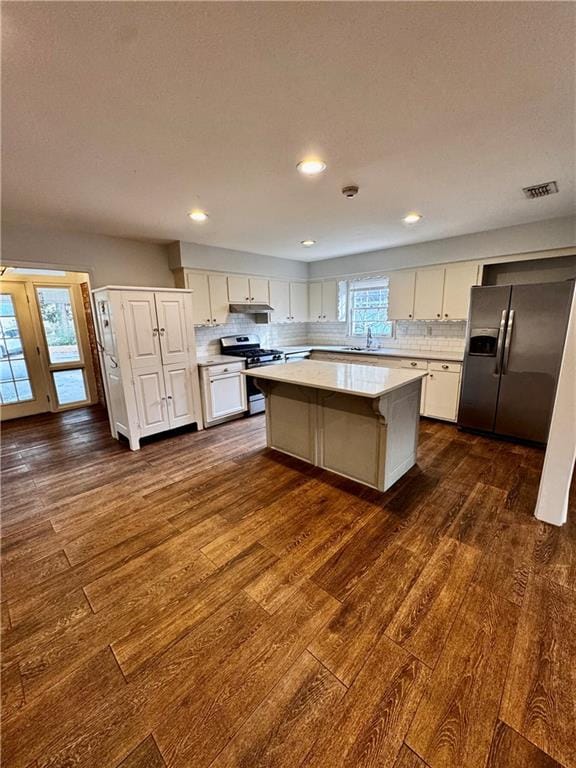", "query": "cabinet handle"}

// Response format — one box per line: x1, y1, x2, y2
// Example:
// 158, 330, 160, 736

429, 374, 434, 379
152, 327, 159, 336
408, 313, 412, 318
442, 364, 449, 370
159, 328, 165, 335
206, 319, 211, 323
444, 313, 448, 318
245, 296, 250, 301
436, 313, 441, 318
410, 361, 417, 367
251, 297, 254, 301
323, 315, 326, 319
167, 395, 173, 400
213, 318, 217, 322
286, 316, 290, 320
